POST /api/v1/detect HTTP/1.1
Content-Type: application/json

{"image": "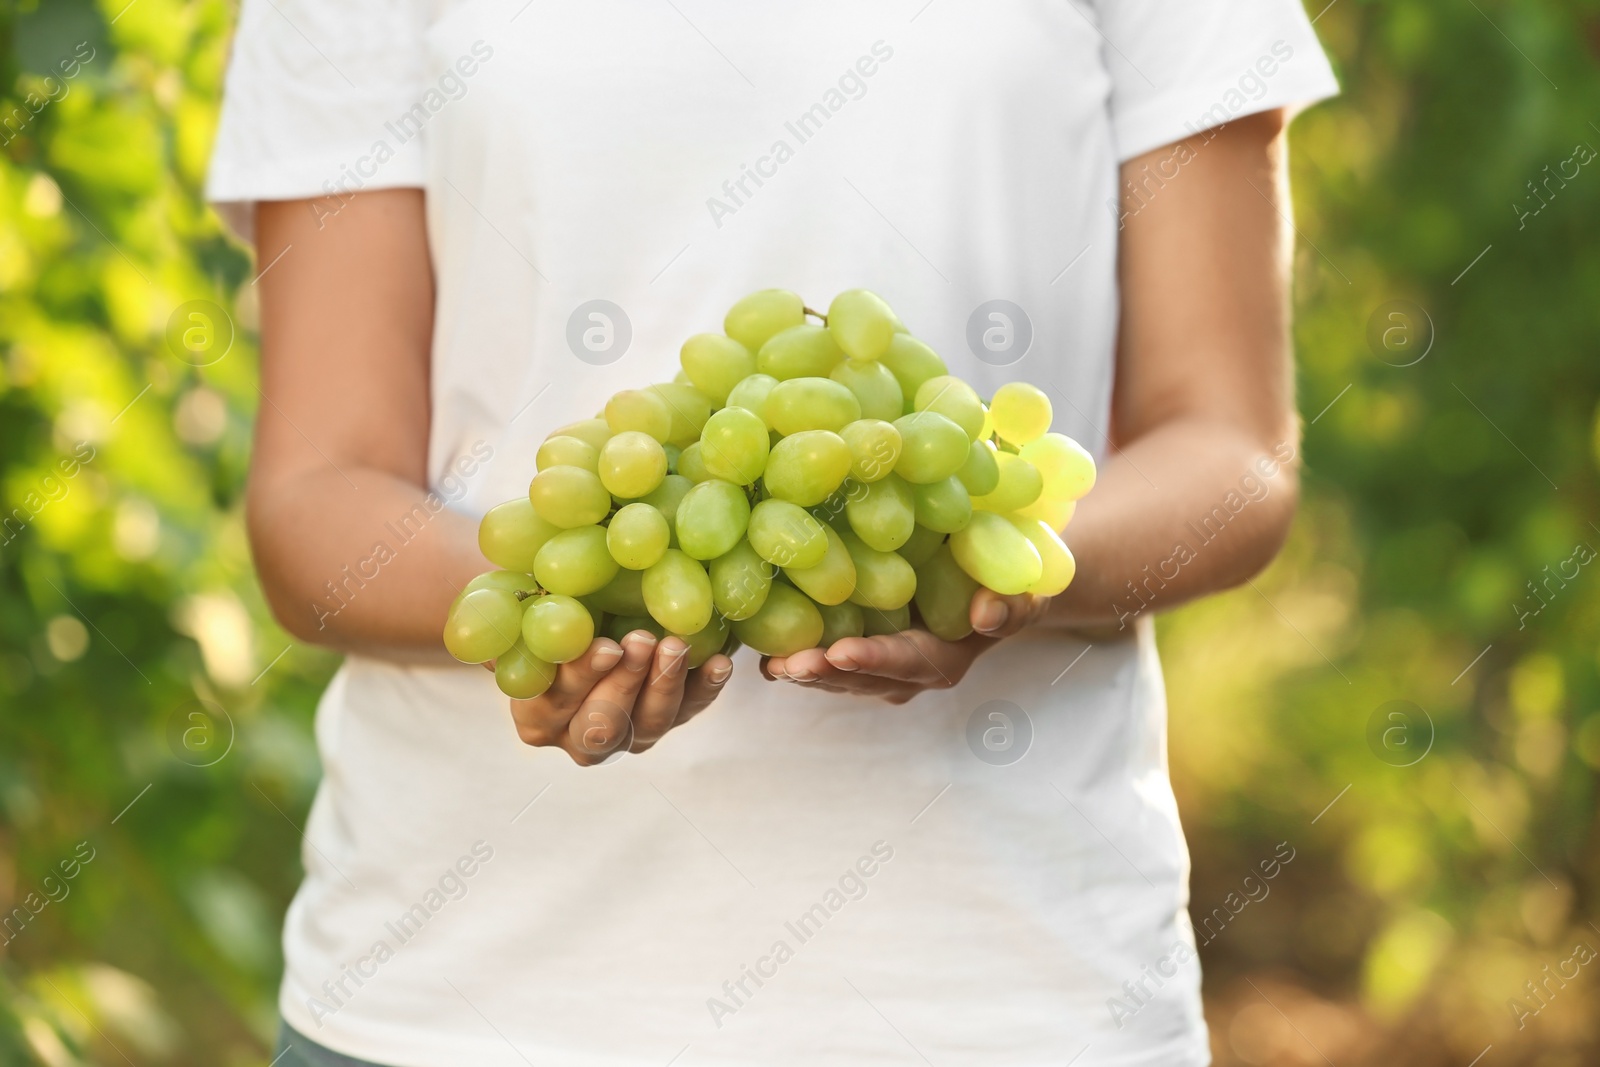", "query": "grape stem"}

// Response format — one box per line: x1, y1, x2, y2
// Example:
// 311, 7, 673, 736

802, 306, 828, 326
